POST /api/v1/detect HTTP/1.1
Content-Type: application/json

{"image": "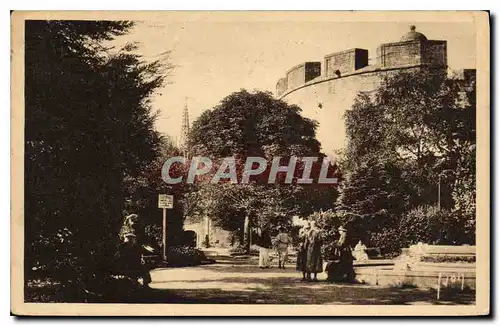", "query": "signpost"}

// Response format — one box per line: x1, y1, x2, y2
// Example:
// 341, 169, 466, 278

158, 194, 174, 261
